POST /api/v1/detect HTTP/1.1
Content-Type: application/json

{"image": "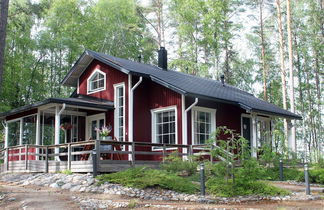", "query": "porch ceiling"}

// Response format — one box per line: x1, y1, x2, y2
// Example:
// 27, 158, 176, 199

0, 97, 114, 119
